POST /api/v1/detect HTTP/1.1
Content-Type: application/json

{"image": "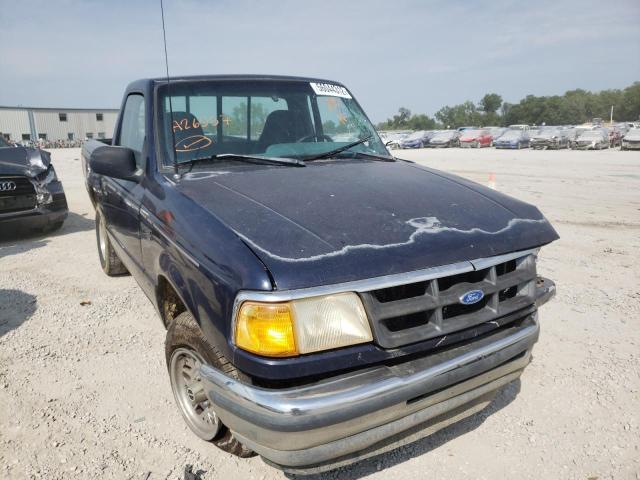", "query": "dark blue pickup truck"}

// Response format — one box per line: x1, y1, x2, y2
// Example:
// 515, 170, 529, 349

82, 75, 558, 473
